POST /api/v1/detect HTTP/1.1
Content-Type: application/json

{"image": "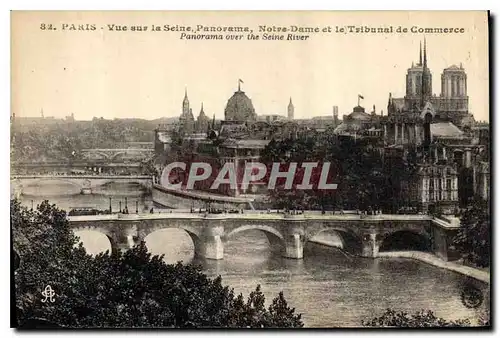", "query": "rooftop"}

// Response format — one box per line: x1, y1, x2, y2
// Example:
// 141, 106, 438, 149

430, 122, 465, 138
